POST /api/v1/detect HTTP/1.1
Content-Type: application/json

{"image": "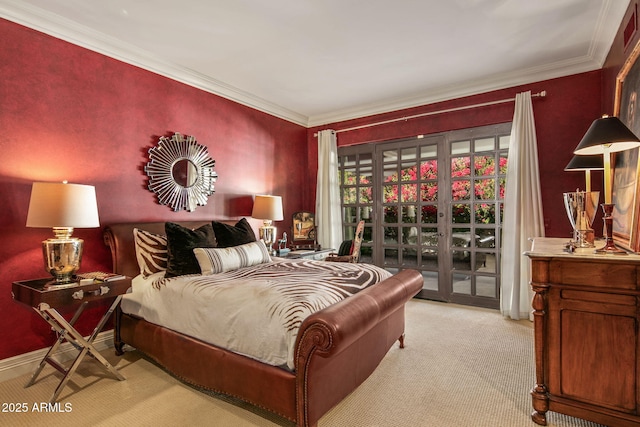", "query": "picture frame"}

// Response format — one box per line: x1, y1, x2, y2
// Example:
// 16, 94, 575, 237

291, 211, 317, 249
613, 38, 640, 252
